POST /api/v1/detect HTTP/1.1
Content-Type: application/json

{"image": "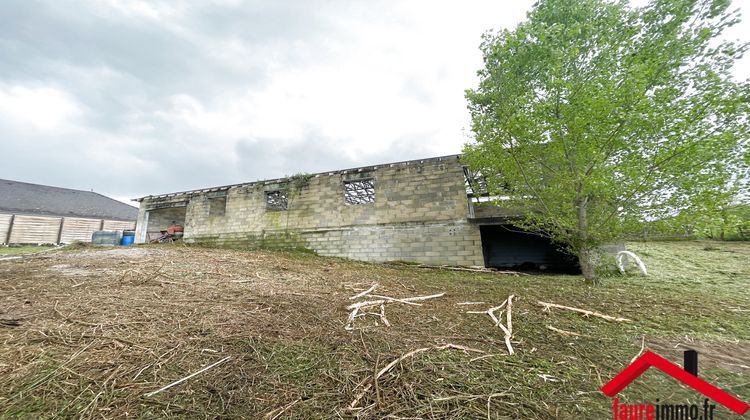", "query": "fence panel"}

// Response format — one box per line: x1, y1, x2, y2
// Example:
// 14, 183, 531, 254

0, 214, 13, 244
8, 215, 61, 244
60, 217, 102, 243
